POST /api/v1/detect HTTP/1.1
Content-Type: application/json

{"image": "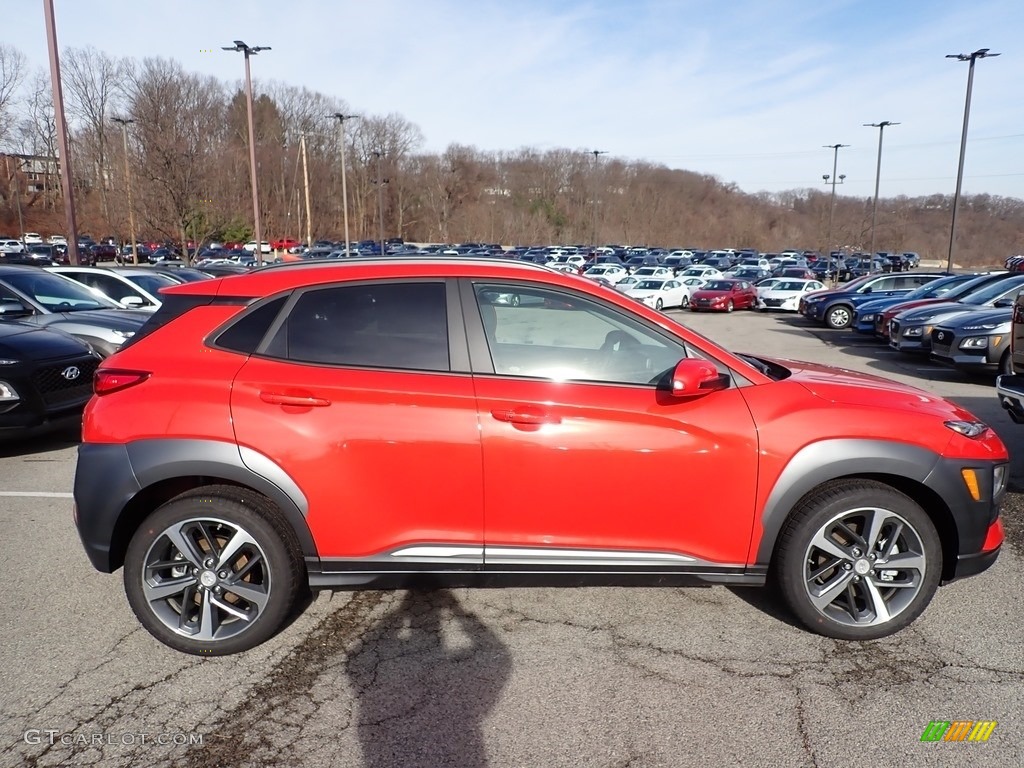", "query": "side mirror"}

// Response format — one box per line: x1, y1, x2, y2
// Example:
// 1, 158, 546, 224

862, 286, 873, 294
670, 359, 730, 398
0, 298, 32, 318
119, 295, 146, 308
994, 297, 1013, 308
